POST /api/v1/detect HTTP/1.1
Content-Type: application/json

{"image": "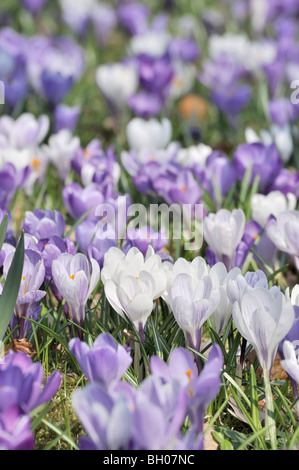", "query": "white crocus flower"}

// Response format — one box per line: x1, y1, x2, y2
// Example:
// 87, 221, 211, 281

251, 191, 297, 228
266, 210, 299, 270
176, 143, 213, 168
126, 117, 172, 153
102, 246, 167, 329
95, 62, 138, 109
209, 263, 242, 335
162, 256, 220, 349
41, 129, 80, 180
129, 31, 171, 58
203, 208, 246, 271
